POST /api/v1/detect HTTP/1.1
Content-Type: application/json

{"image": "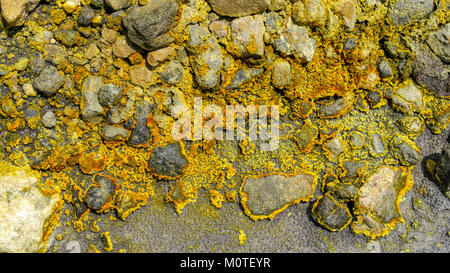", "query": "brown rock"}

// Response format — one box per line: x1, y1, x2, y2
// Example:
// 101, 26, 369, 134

208, 0, 269, 17
146, 47, 177, 67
